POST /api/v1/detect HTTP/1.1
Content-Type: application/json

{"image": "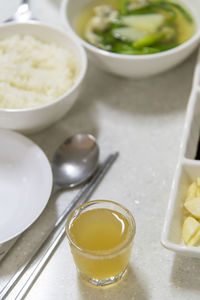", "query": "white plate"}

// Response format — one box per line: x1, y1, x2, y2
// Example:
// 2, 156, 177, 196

161, 48, 200, 258
0, 129, 53, 244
